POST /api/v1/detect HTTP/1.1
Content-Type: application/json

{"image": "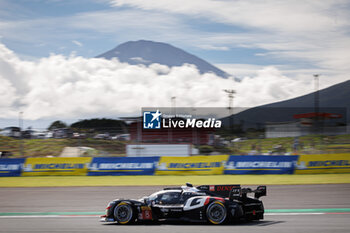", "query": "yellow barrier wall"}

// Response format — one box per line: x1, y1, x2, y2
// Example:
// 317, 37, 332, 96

295, 153, 350, 174
22, 157, 92, 176
155, 155, 228, 175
